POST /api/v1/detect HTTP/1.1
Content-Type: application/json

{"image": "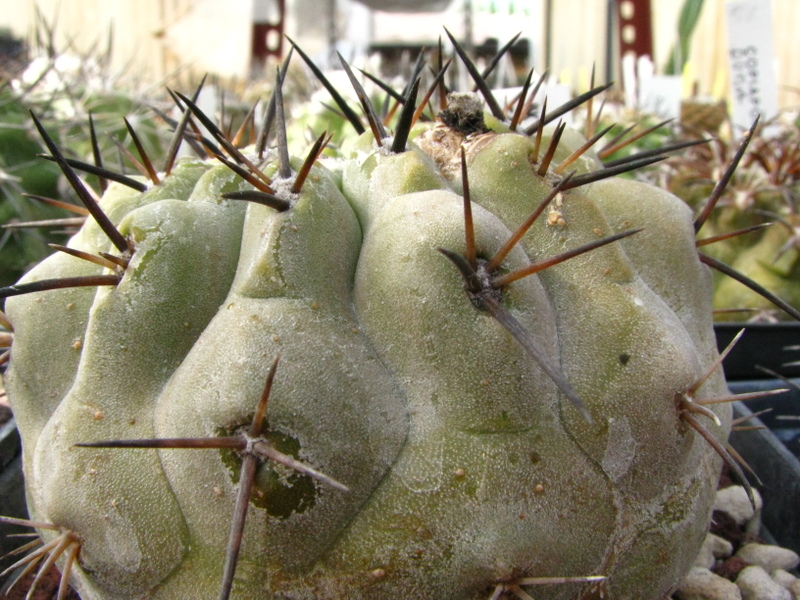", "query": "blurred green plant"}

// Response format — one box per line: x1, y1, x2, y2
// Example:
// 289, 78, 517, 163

661, 113, 800, 320
0, 19, 171, 288
664, 0, 706, 76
